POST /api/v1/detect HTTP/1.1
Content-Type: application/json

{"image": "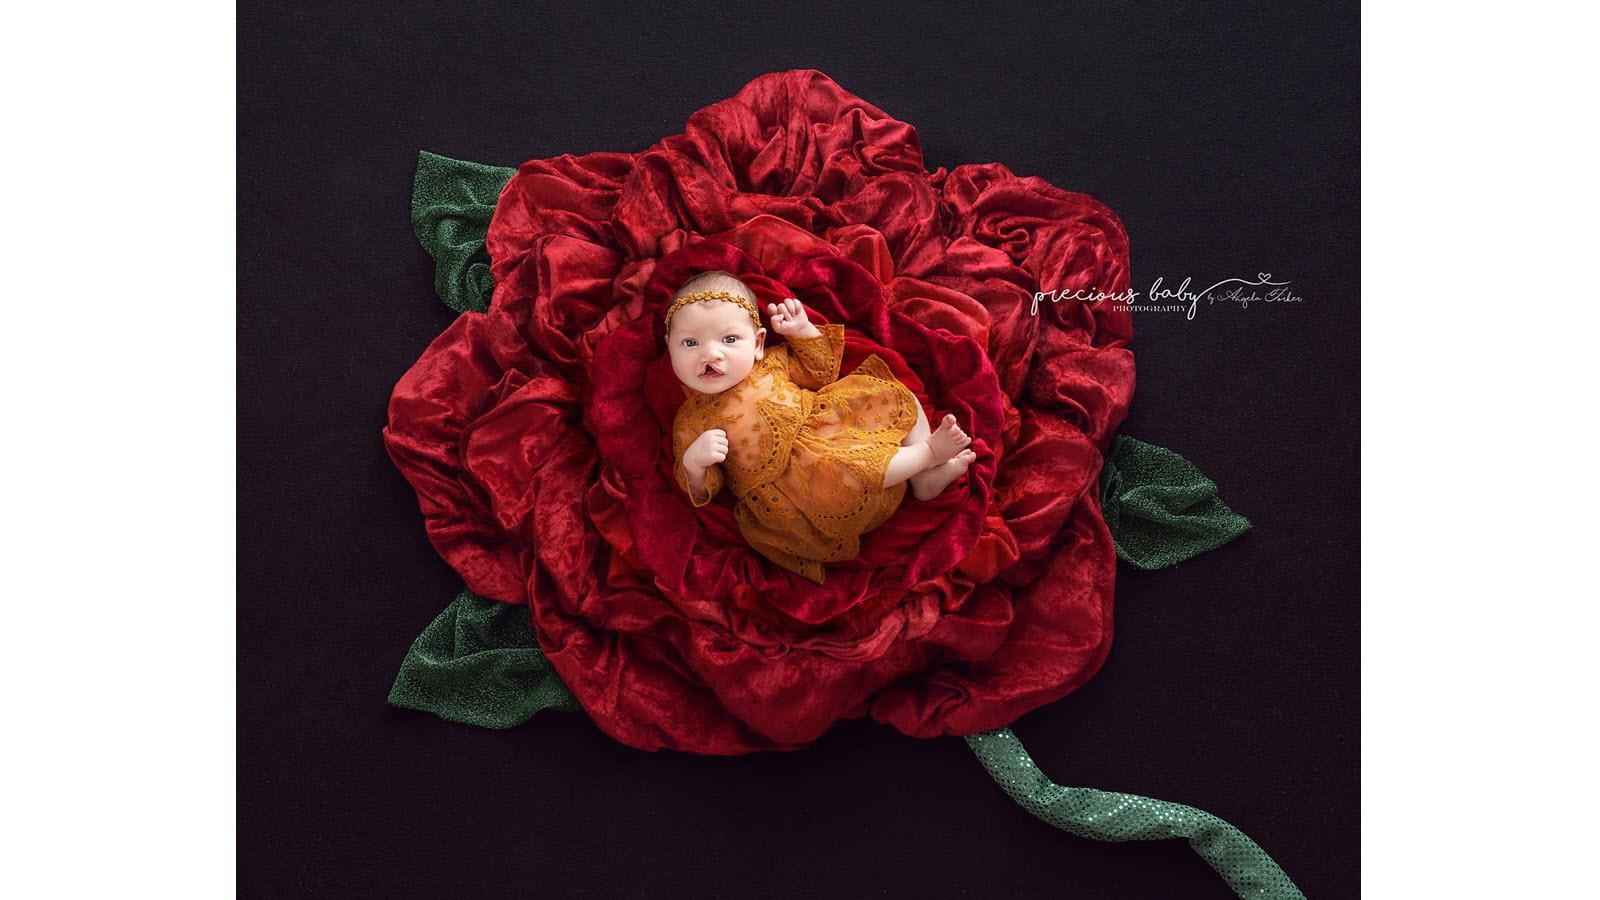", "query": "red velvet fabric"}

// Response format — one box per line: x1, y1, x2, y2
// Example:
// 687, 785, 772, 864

383, 69, 1136, 754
